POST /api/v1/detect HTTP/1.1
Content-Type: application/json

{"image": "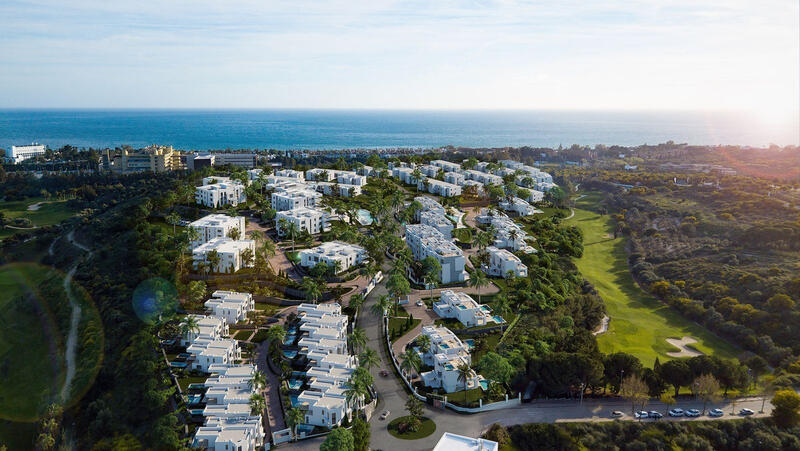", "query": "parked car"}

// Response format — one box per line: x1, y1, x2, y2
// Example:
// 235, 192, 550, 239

685, 409, 701, 417
635, 411, 649, 419
739, 408, 755, 416
380, 410, 390, 420
611, 411, 624, 418
709, 409, 724, 417
668, 408, 684, 417
416, 300, 424, 307
649, 411, 663, 419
